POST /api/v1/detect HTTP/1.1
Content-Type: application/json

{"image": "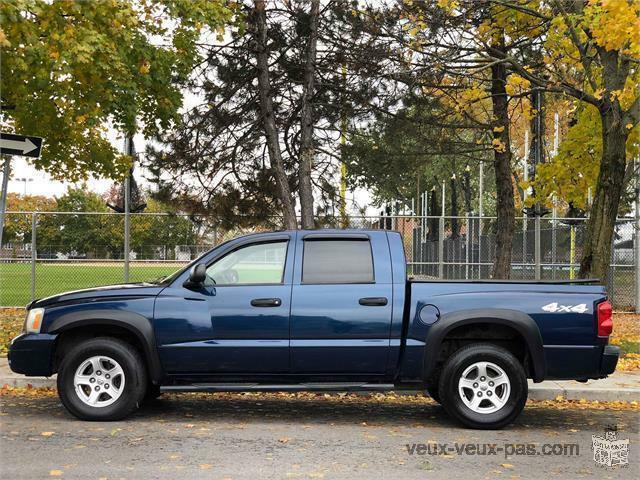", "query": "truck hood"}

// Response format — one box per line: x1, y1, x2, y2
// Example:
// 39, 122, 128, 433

28, 283, 165, 309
